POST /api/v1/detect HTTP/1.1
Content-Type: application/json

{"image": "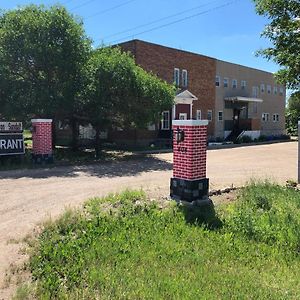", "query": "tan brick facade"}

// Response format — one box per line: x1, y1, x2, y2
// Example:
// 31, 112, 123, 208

118, 39, 286, 142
